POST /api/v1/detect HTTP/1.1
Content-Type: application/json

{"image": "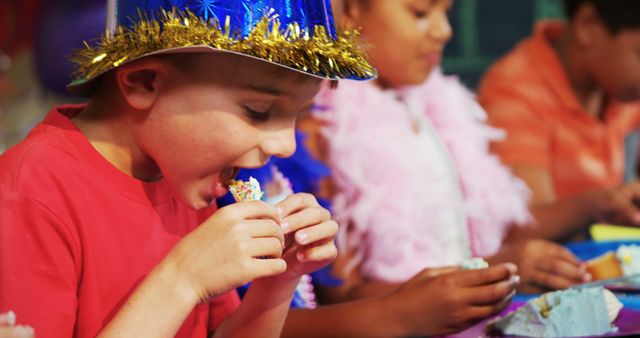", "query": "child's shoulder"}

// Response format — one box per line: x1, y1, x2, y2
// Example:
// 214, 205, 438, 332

0, 106, 86, 194
479, 28, 556, 98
